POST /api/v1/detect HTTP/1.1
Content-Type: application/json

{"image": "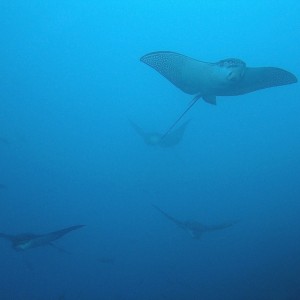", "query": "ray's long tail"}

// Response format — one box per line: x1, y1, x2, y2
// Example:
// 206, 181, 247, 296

161, 95, 200, 139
